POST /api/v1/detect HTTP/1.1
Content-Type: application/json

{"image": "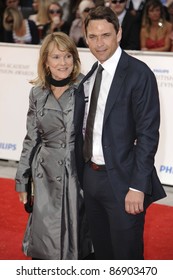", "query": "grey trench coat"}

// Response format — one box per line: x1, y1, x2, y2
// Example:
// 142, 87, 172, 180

15, 81, 92, 259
